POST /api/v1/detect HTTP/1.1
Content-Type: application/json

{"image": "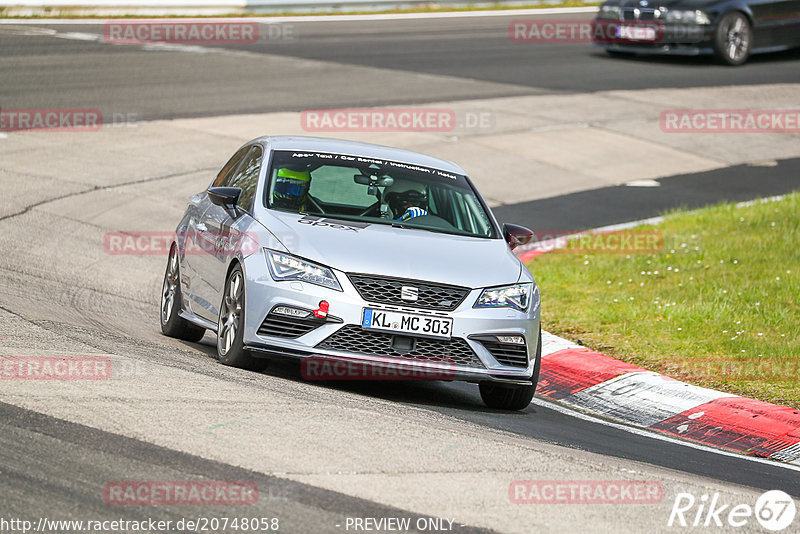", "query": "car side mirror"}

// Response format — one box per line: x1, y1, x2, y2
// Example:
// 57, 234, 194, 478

503, 223, 535, 251
208, 187, 242, 217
